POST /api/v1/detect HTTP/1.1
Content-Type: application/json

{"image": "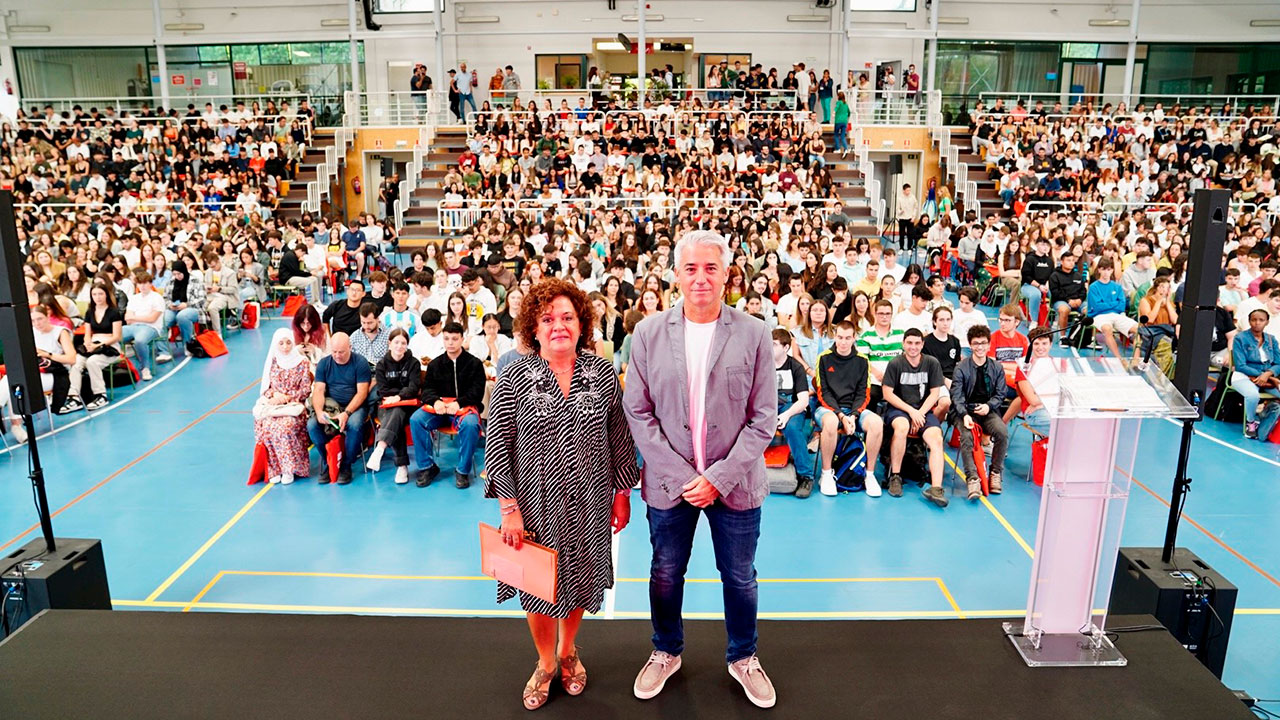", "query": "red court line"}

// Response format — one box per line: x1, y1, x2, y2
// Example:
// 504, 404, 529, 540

0, 380, 259, 553
1128, 472, 1280, 591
